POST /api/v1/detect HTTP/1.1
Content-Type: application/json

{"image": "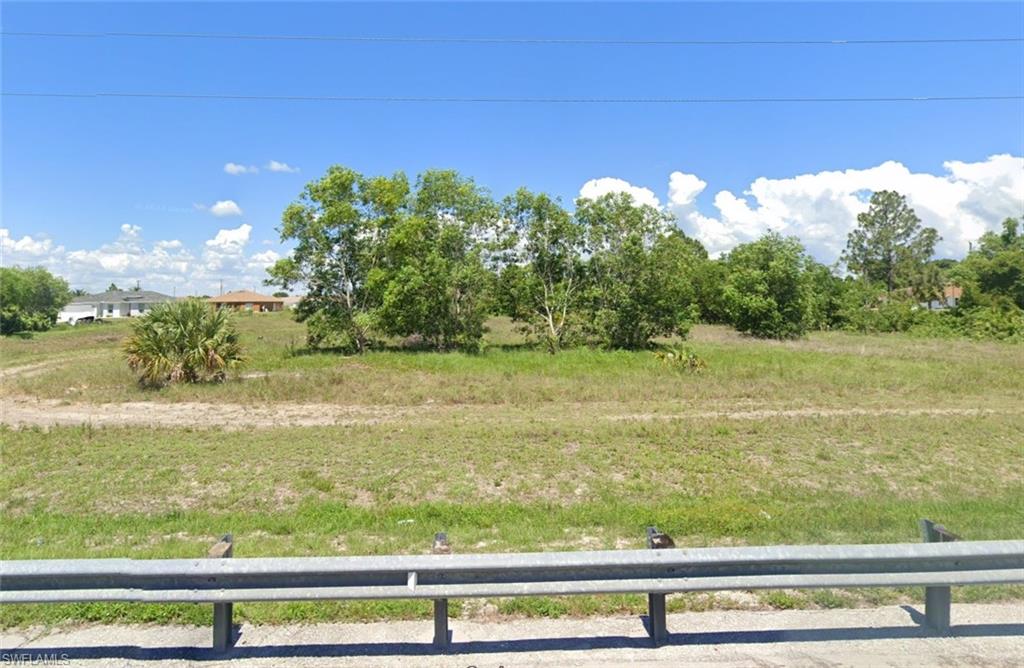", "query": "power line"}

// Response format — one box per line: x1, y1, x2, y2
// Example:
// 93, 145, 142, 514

2, 31, 1023, 46
4, 92, 1022, 104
